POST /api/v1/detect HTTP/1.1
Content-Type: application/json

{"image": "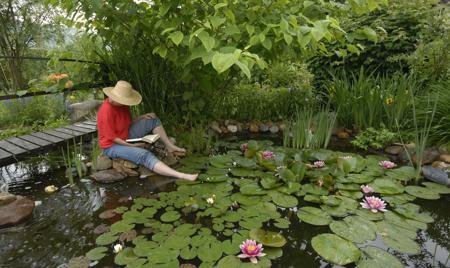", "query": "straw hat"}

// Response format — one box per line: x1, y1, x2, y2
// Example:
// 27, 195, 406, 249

103, 80, 142, 106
